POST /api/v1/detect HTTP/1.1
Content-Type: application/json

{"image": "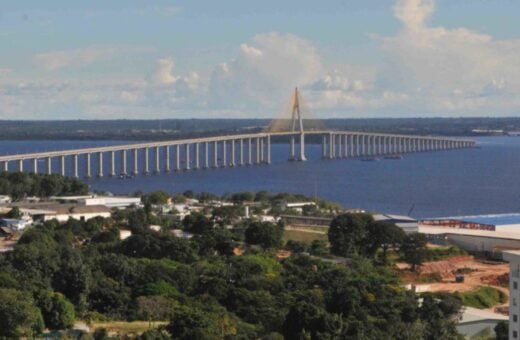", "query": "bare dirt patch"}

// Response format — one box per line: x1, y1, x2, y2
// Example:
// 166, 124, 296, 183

398, 255, 510, 313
